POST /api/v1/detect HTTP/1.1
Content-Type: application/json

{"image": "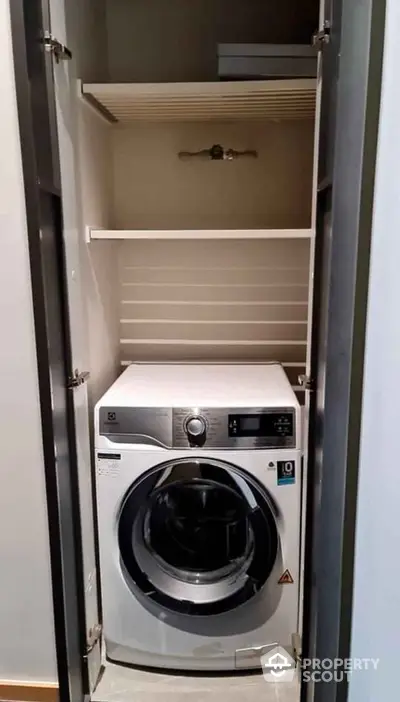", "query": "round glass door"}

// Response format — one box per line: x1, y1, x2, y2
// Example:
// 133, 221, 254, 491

118, 459, 278, 615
